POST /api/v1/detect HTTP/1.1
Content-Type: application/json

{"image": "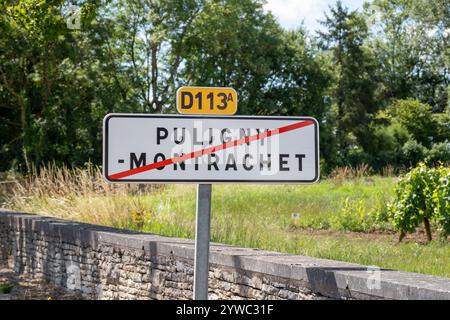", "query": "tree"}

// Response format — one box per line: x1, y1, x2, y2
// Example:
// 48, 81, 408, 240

179, 0, 282, 114
107, 0, 206, 112
367, 0, 450, 111
266, 29, 334, 170
387, 99, 437, 148
318, 1, 378, 166
260, 29, 332, 119
0, 0, 128, 169
1, 0, 333, 171
0, 0, 68, 170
